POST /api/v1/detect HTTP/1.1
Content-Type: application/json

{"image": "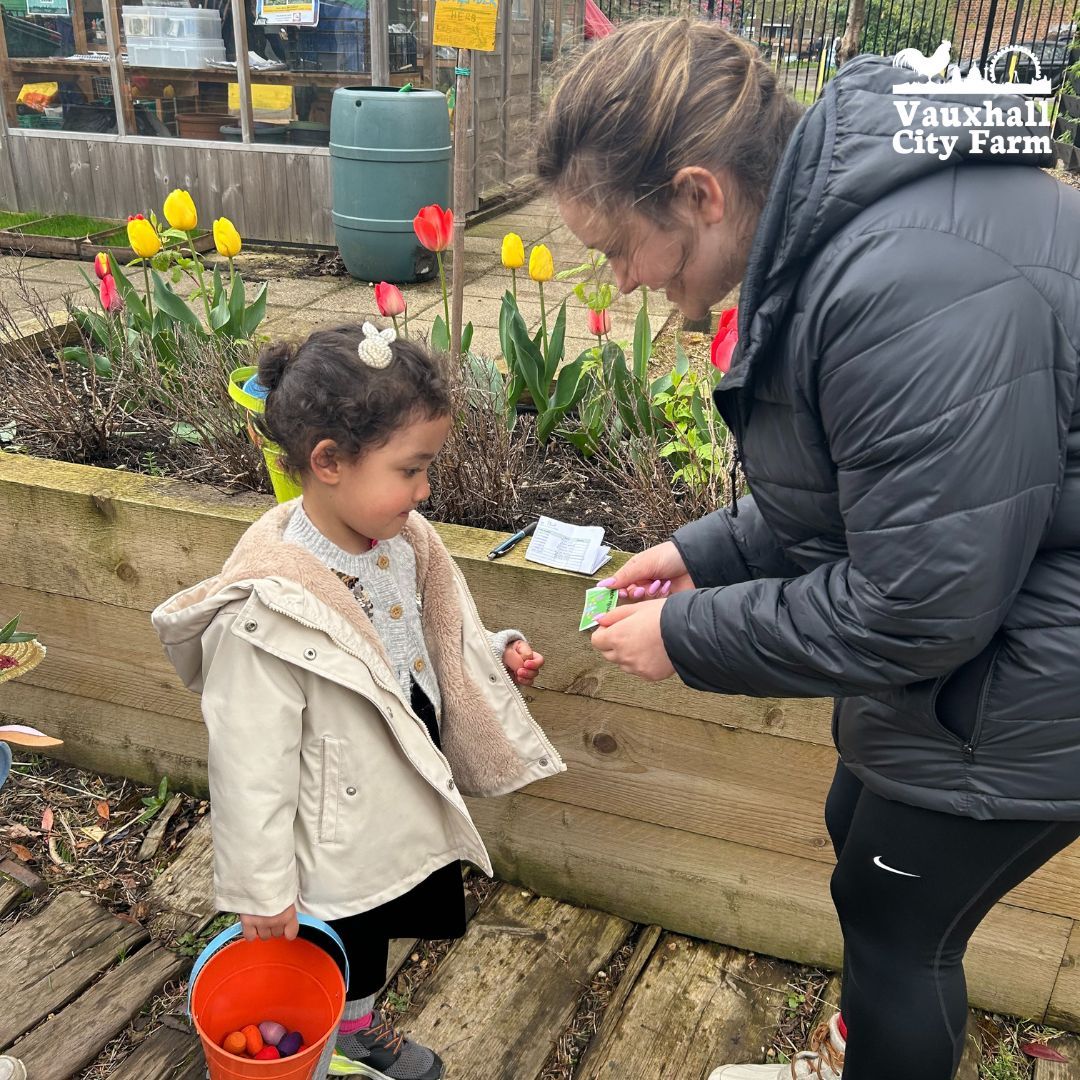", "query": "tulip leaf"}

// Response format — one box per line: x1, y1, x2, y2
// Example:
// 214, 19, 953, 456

212, 267, 224, 309
633, 295, 652, 385
461, 321, 474, 356
508, 309, 546, 410
430, 315, 450, 354
210, 294, 231, 332
227, 272, 246, 333
544, 301, 567, 388
92, 352, 112, 377
242, 283, 268, 337
498, 292, 517, 371
151, 271, 200, 329
108, 259, 150, 327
